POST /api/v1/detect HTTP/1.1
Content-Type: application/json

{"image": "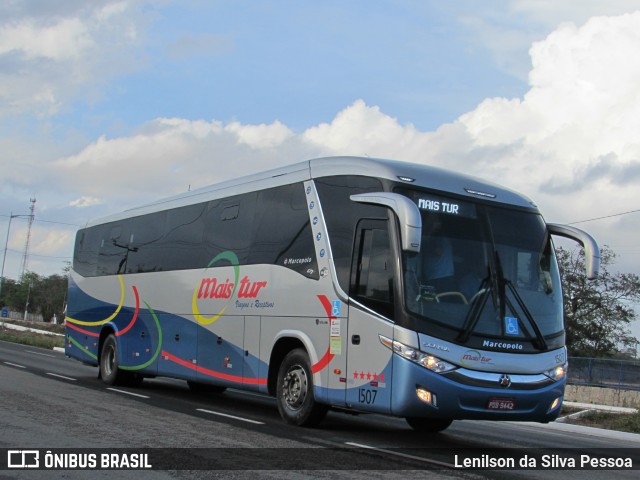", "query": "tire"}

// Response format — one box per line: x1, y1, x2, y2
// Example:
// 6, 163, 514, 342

100, 334, 123, 385
187, 381, 227, 394
276, 348, 328, 427
405, 417, 453, 433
